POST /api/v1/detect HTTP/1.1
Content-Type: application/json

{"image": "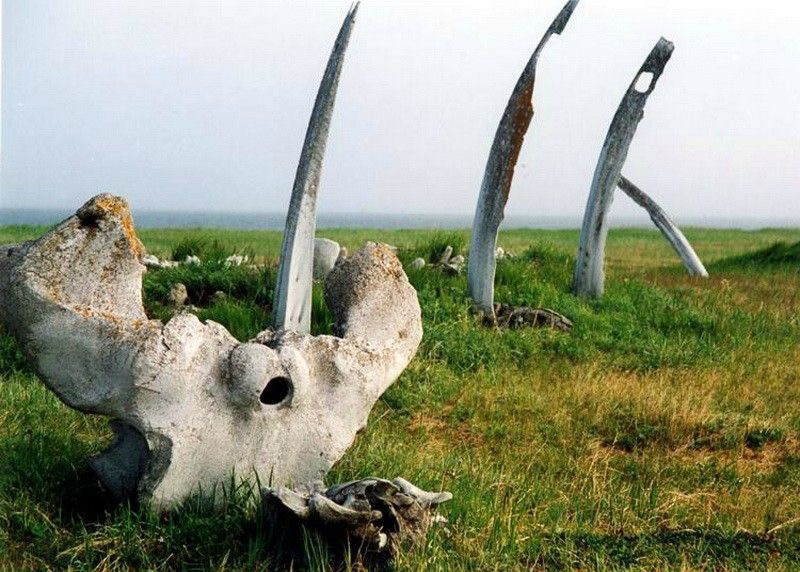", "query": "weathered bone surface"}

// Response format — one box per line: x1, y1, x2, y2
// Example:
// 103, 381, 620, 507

263, 477, 452, 555
425, 245, 464, 275
572, 38, 674, 298
0, 194, 422, 509
617, 176, 709, 277
273, 4, 358, 333
488, 304, 573, 331
313, 237, 342, 280
467, 0, 579, 319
